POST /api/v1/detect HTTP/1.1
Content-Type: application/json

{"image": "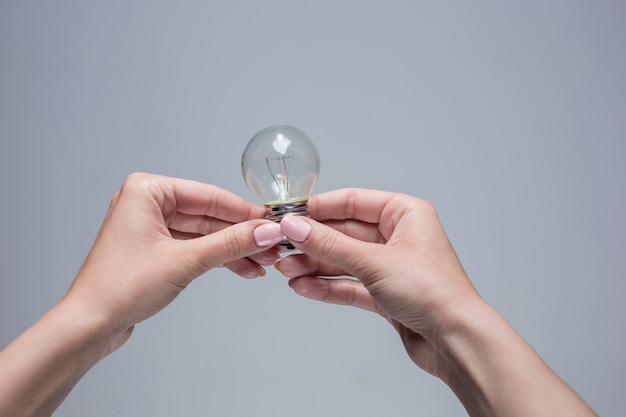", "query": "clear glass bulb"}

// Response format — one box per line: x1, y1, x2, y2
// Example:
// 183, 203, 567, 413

242, 125, 320, 247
